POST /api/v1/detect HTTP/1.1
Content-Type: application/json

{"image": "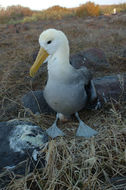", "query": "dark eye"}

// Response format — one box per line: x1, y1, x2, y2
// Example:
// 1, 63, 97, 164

47, 40, 52, 44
